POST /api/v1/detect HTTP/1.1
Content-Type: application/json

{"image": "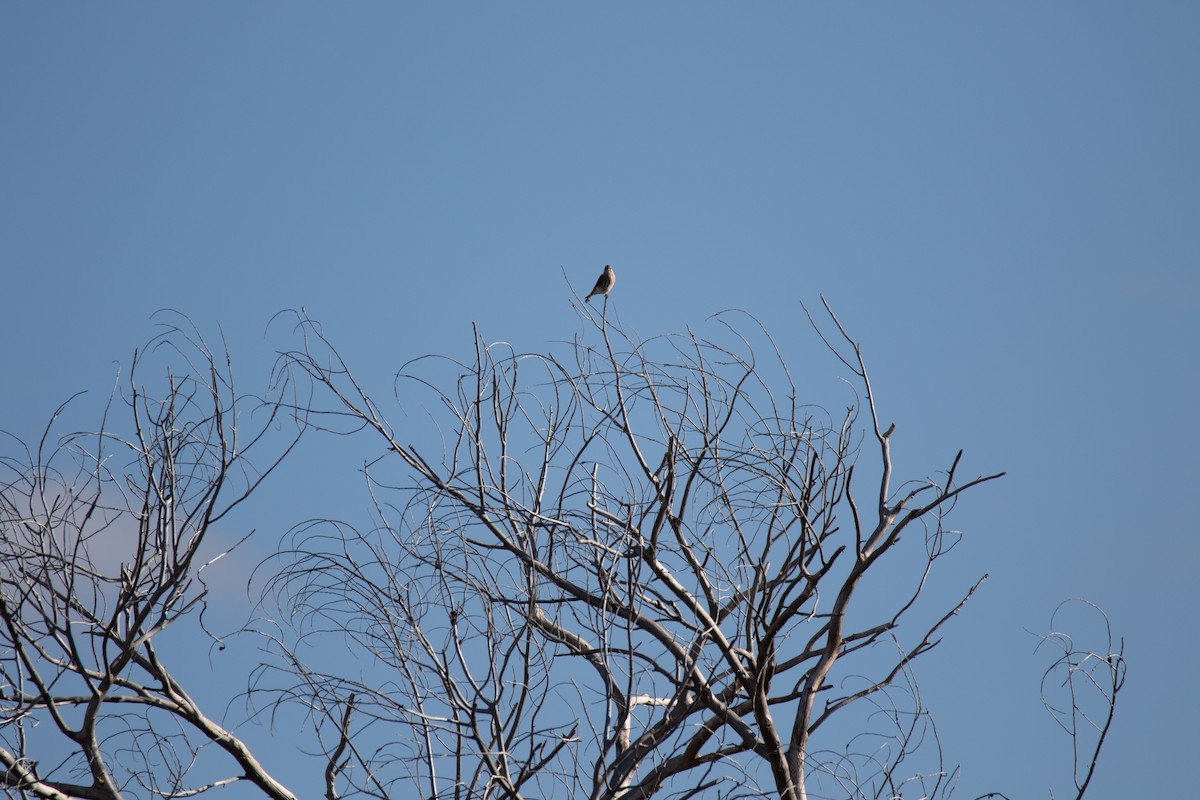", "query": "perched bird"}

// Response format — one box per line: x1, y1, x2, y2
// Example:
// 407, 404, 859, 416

586, 264, 616, 303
